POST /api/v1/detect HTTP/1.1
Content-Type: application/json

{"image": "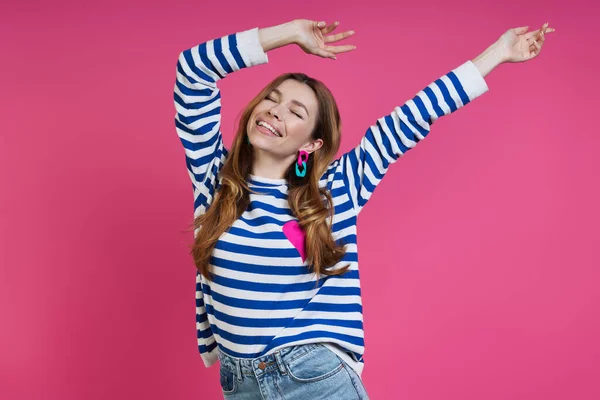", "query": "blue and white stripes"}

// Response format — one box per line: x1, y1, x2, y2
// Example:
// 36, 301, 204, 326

174, 27, 488, 377
339, 62, 488, 215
